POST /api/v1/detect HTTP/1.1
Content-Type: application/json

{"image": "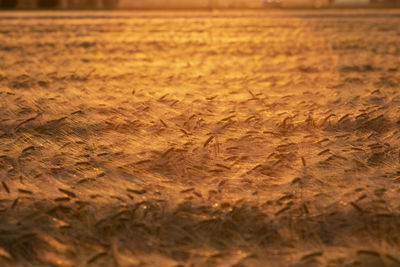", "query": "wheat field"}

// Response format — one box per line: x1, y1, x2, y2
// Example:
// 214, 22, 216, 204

0, 10, 400, 266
